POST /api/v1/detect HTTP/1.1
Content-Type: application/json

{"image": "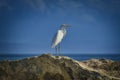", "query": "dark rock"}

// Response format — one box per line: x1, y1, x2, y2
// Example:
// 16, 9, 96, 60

43, 72, 64, 80
0, 54, 119, 80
